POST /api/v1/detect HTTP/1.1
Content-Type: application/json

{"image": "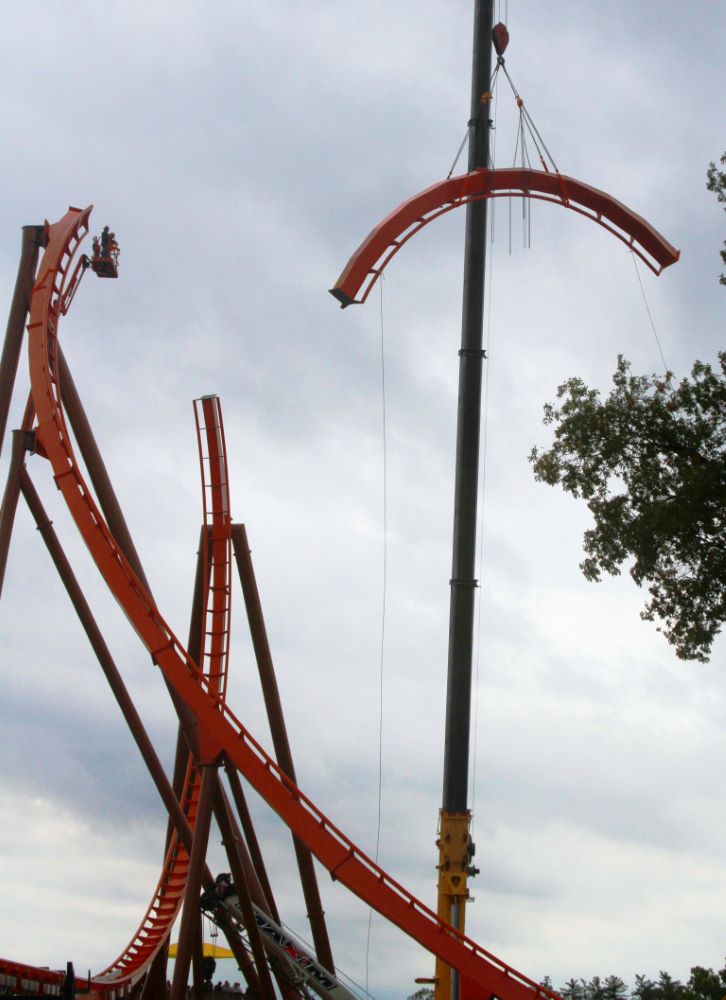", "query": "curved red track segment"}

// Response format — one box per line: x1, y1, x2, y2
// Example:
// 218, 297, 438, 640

94, 402, 234, 991
194, 395, 232, 707
26, 208, 559, 1000
96, 757, 201, 988
330, 167, 680, 307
